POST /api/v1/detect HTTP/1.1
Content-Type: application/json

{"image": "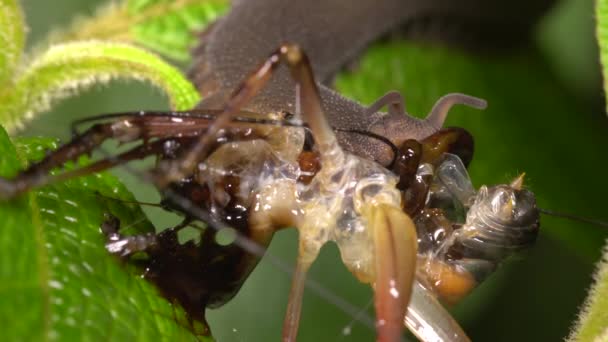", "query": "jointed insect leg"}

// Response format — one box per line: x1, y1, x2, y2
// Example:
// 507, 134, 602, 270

155, 43, 337, 188
0, 112, 221, 199
102, 214, 193, 257
282, 245, 315, 342
0, 123, 118, 198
